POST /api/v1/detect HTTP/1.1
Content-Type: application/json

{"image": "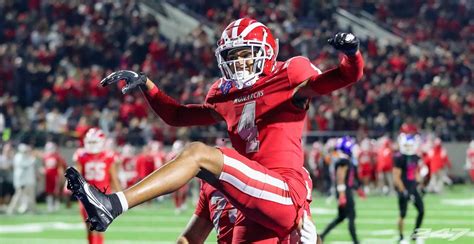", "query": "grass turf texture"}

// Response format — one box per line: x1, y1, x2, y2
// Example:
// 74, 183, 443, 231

1, 185, 473, 244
